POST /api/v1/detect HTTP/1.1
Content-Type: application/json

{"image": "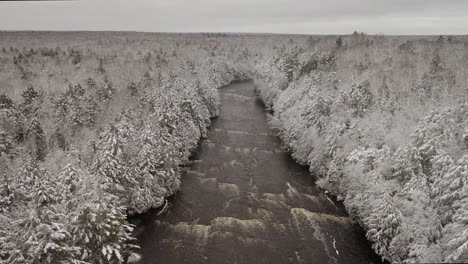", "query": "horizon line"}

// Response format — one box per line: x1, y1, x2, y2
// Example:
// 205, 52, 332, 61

0, 30, 466, 37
